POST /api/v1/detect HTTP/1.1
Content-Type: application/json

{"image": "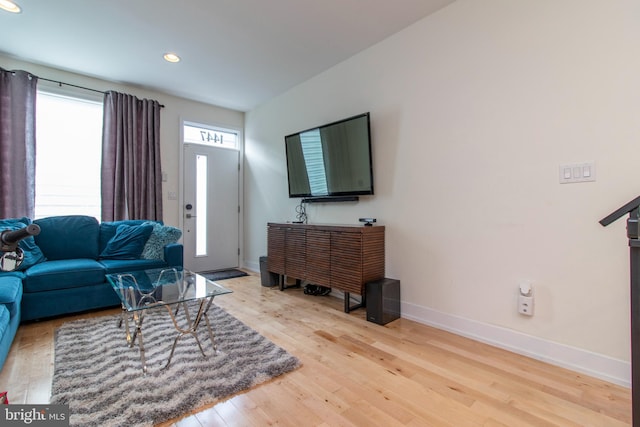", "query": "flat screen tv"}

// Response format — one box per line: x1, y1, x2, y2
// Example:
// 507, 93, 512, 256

285, 112, 373, 201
